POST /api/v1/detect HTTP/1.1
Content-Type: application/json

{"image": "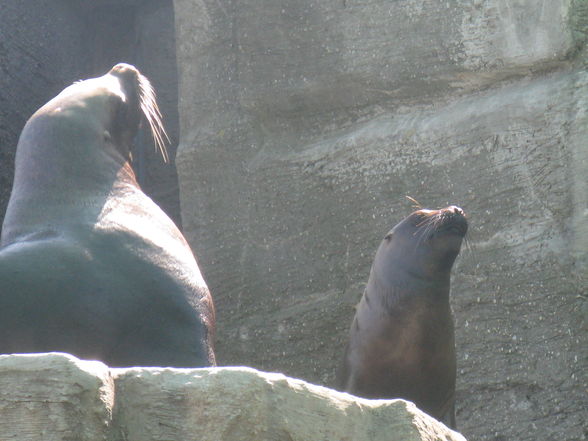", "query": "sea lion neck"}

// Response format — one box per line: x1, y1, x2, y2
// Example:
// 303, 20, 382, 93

0, 116, 141, 246
12, 108, 137, 191
370, 261, 452, 309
